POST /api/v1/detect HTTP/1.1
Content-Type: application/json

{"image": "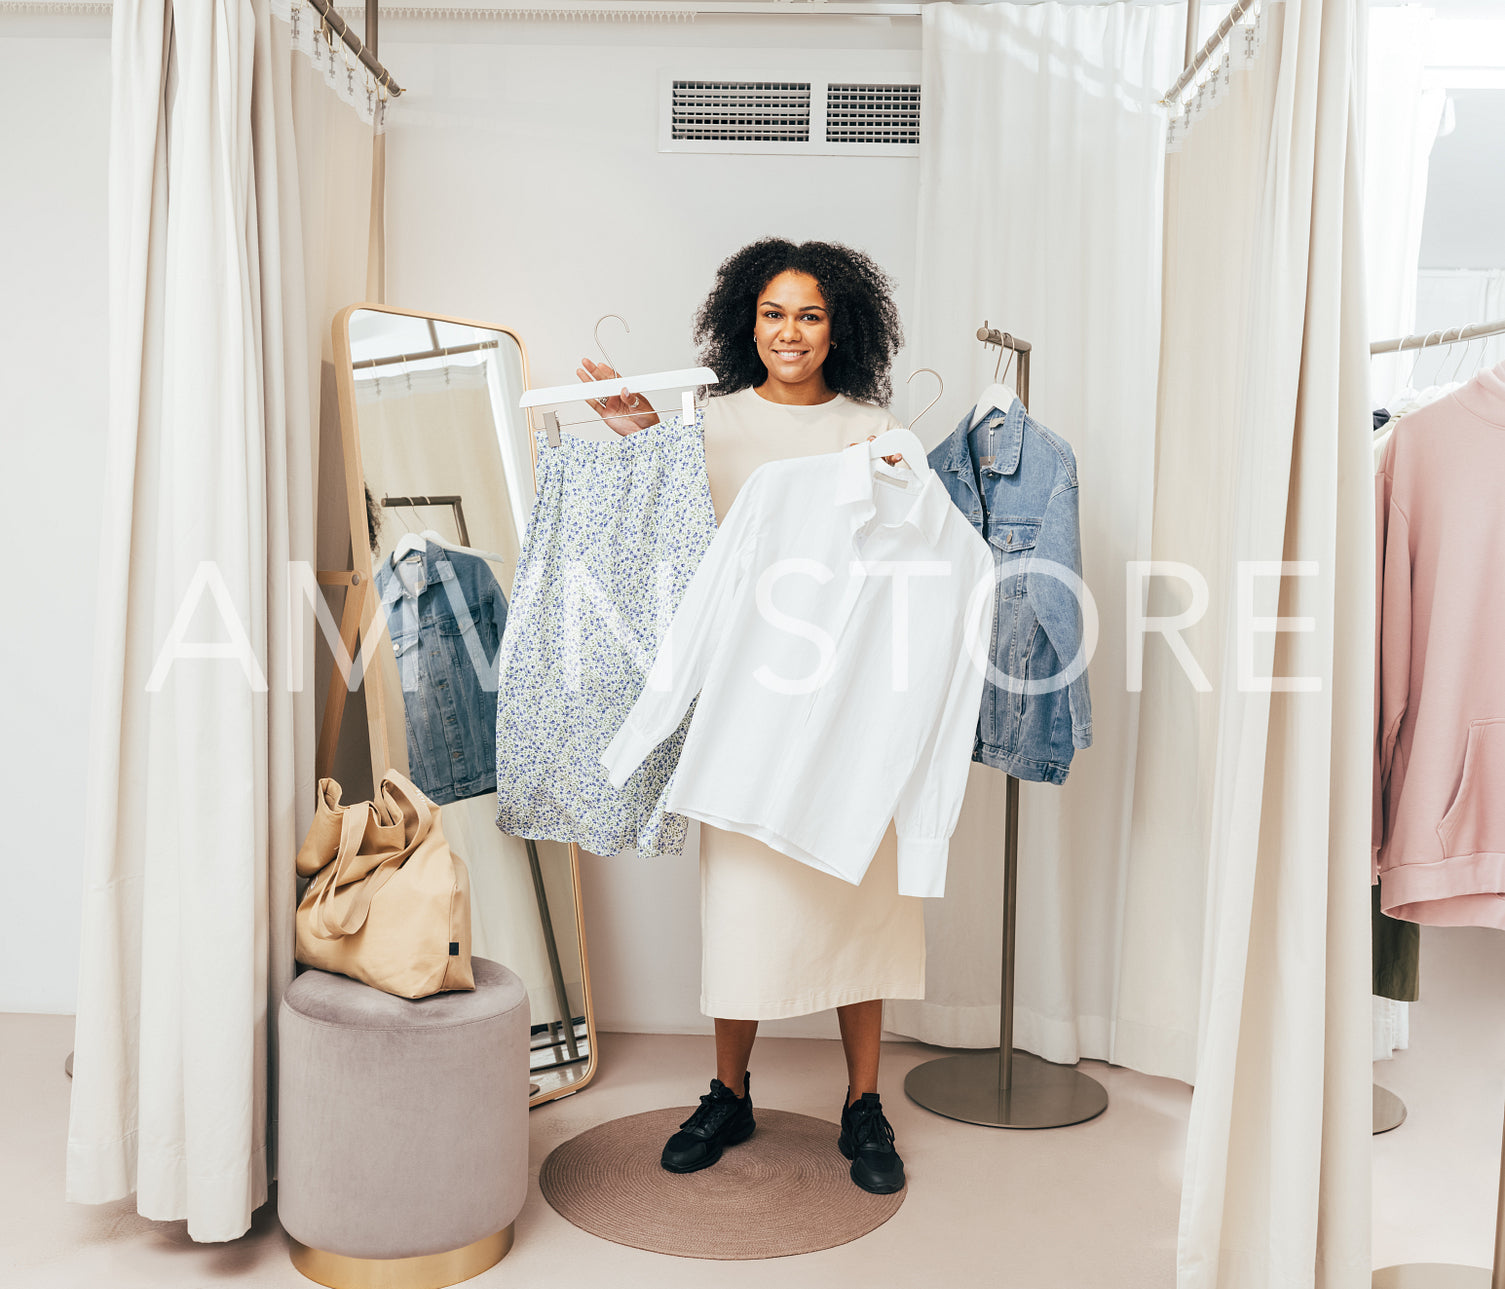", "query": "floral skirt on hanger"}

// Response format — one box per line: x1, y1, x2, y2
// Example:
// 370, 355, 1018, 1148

494, 411, 716, 858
